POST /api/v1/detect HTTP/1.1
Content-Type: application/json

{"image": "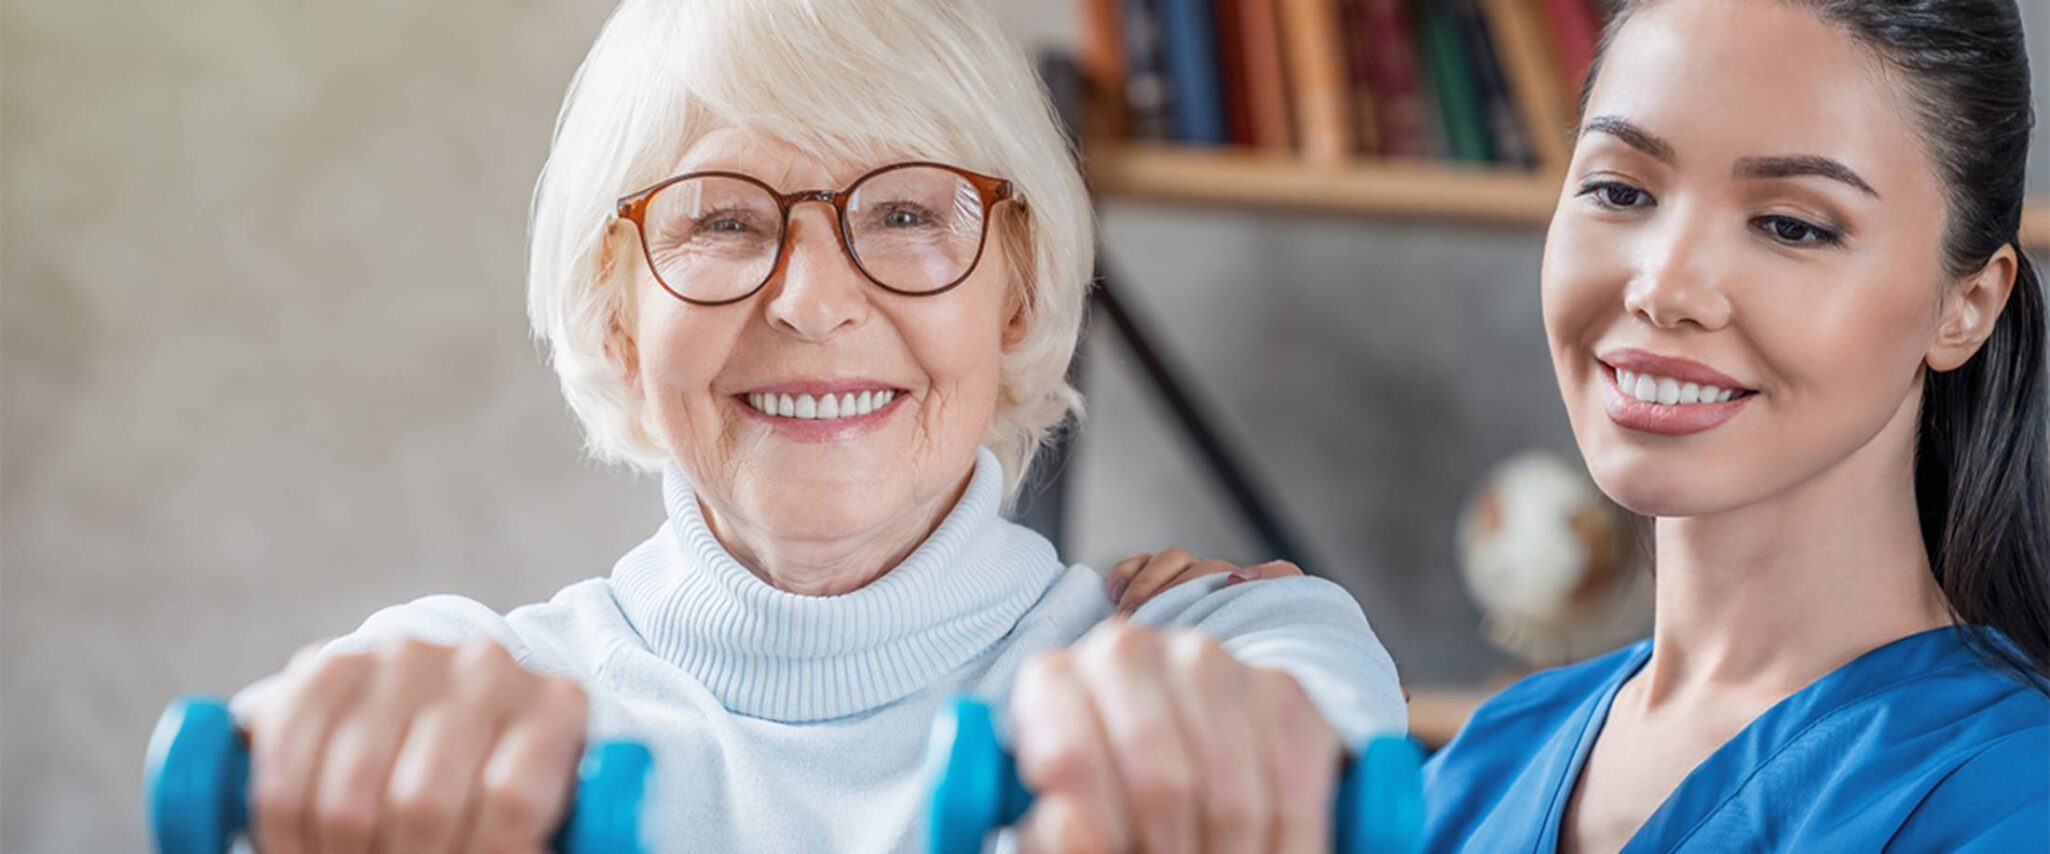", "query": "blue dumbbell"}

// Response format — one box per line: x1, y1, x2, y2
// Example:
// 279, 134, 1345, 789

144, 695, 652, 854
926, 696, 1425, 854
